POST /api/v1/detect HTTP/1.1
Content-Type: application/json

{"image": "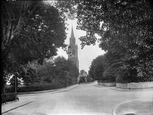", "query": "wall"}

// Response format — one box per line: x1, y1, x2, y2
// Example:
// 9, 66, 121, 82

98, 82, 116, 87
116, 82, 153, 89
